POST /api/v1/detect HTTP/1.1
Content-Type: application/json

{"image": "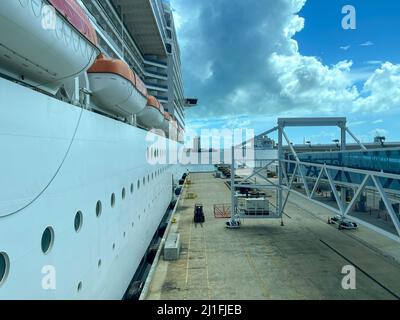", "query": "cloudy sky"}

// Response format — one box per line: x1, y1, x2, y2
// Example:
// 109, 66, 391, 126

170, 0, 400, 144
